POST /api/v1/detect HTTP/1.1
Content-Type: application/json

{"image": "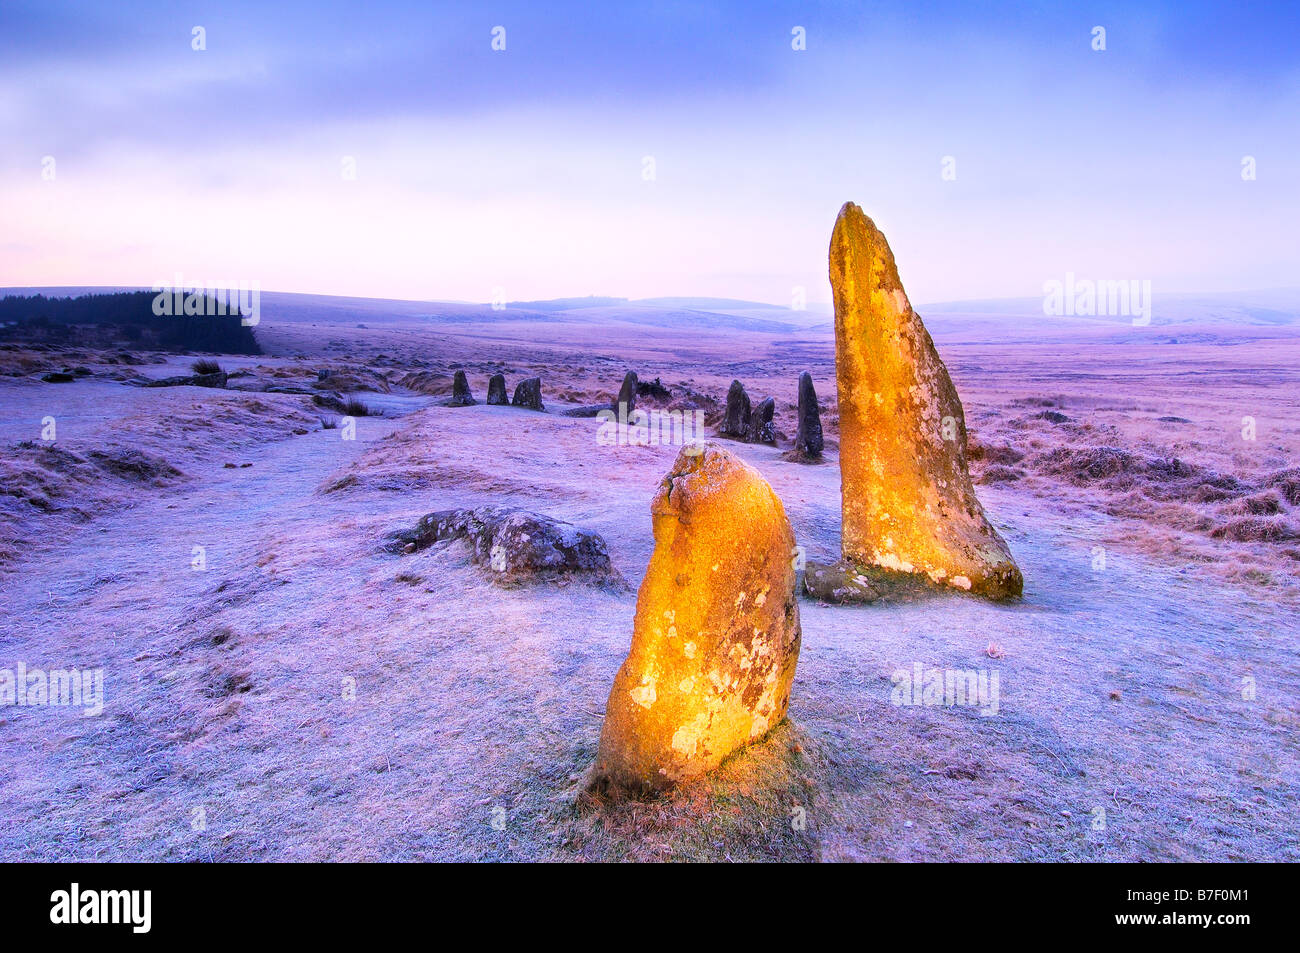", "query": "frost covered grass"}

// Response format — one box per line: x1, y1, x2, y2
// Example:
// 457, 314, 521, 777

0, 311, 1296, 861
